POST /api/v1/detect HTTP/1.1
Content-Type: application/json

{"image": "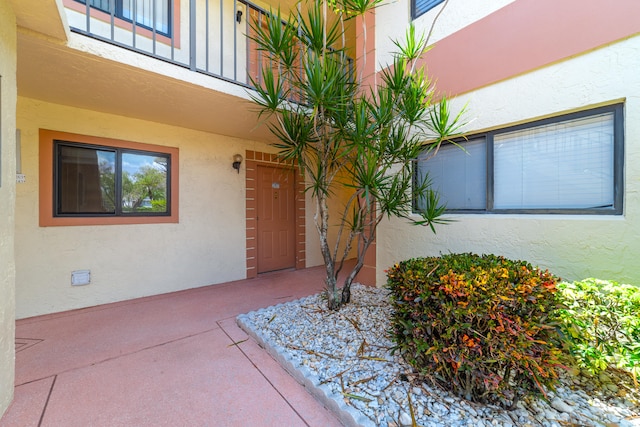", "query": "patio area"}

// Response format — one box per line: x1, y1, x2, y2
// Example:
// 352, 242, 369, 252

0, 266, 345, 427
